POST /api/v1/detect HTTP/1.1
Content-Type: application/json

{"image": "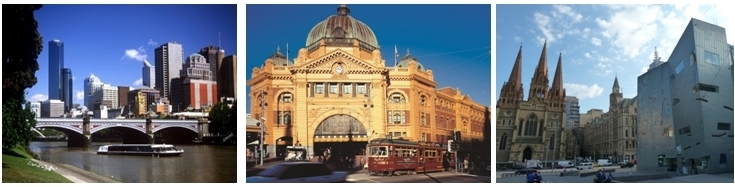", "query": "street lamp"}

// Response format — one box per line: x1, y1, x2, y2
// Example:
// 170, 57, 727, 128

259, 89, 268, 166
